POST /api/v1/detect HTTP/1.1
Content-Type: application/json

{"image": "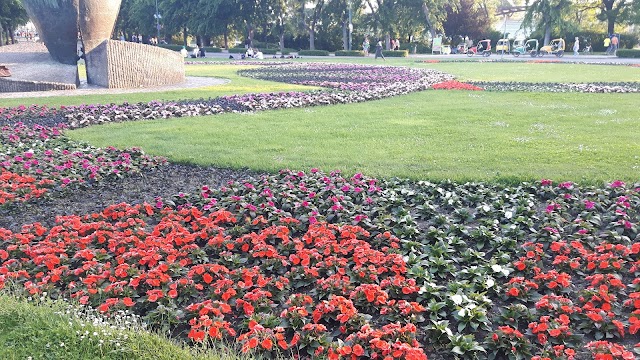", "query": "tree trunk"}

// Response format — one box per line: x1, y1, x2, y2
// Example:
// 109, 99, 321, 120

309, 28, 315, 50
224, 29, 229, 49
385, 33, 390, 50
603, 0, 615, 35
246, 23, 254, 48
422, 3, 437, 39
10, 28, 16, 44
544, 24, 551, 45
279, 31, 285, 53
309, 1, 324, 51
0, 22, 4, 47
366, 0, 379, 34
183, 26, 188, 46
342, 21, 348, 50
